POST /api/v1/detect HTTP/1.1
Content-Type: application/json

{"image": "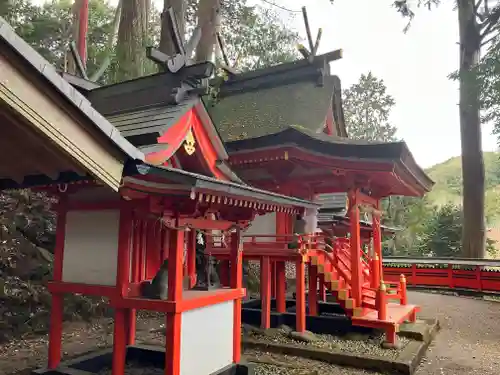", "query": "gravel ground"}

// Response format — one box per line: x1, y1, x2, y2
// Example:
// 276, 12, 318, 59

409, 291, 500, 375
245, 349, 376, 375
1, 291, 499, 375
246, 327, 409, 359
